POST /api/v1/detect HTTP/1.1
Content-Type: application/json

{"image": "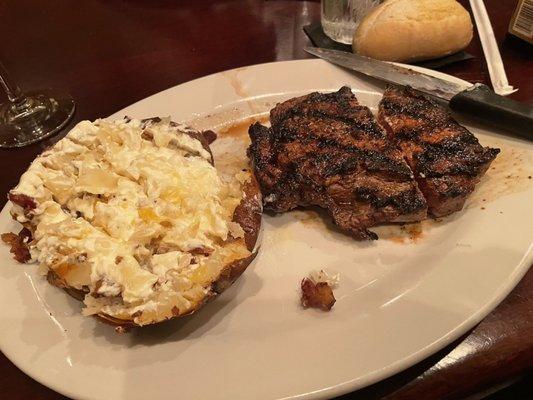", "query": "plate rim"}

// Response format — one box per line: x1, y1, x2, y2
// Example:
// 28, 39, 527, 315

0, 58, 531, 400
107, 58, 472, 121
